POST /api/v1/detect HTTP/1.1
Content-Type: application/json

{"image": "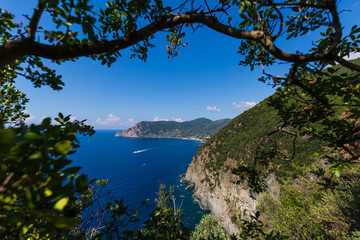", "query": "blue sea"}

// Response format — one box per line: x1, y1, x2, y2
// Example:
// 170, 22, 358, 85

72, 129, 207, 230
